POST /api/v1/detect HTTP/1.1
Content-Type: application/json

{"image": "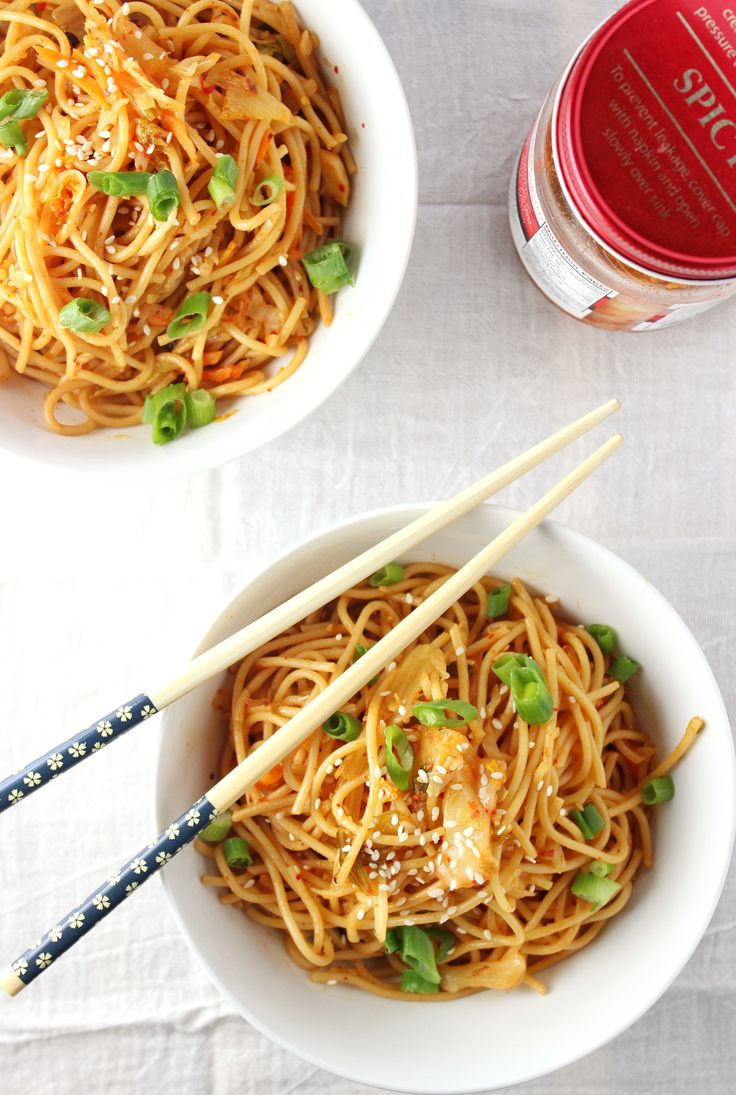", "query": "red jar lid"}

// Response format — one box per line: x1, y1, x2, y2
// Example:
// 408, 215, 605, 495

556, 0, 736, 278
